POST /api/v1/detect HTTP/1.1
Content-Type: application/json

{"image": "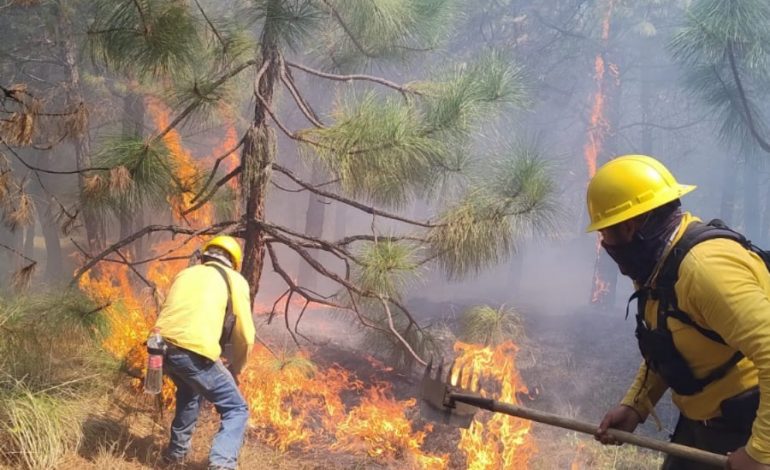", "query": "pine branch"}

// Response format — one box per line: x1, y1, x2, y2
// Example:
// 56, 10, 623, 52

263, 226, 426, 339
286, 60, 419, 97
131, 0, 150, 36
377, 294, 427, 366
272, 163, 436, 228
189, 134, 245, 204
70, 221, 239, 284
280, 58, 324, 128
182, 166, 242, 215
3, 139, 111, 174
154, 59, 257, 140
320, 0, 374, 58
726, 41, 770, 153
193, 0, 226, 51
0, 241, 36, 265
